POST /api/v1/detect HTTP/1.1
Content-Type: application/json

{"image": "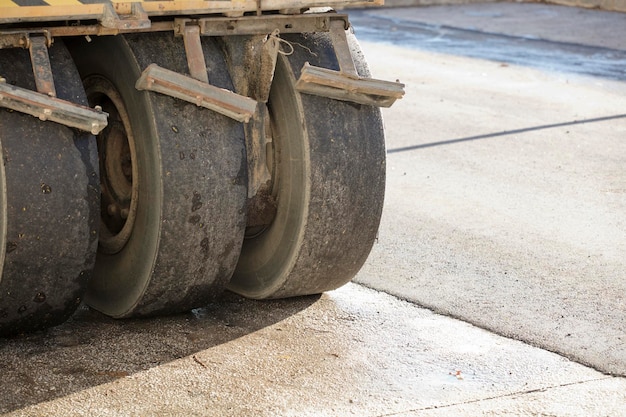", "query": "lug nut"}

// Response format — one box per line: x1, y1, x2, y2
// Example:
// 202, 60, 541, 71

107, 204, 119, 216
